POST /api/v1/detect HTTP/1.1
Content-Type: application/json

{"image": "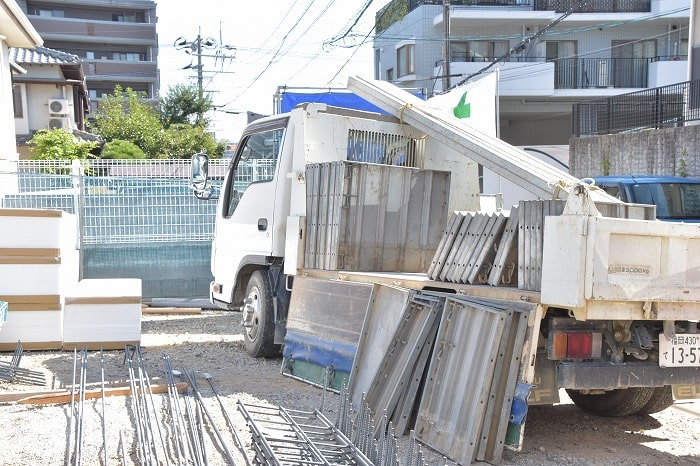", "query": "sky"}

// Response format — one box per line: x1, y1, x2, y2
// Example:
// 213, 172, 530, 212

156, 0, 386, 141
